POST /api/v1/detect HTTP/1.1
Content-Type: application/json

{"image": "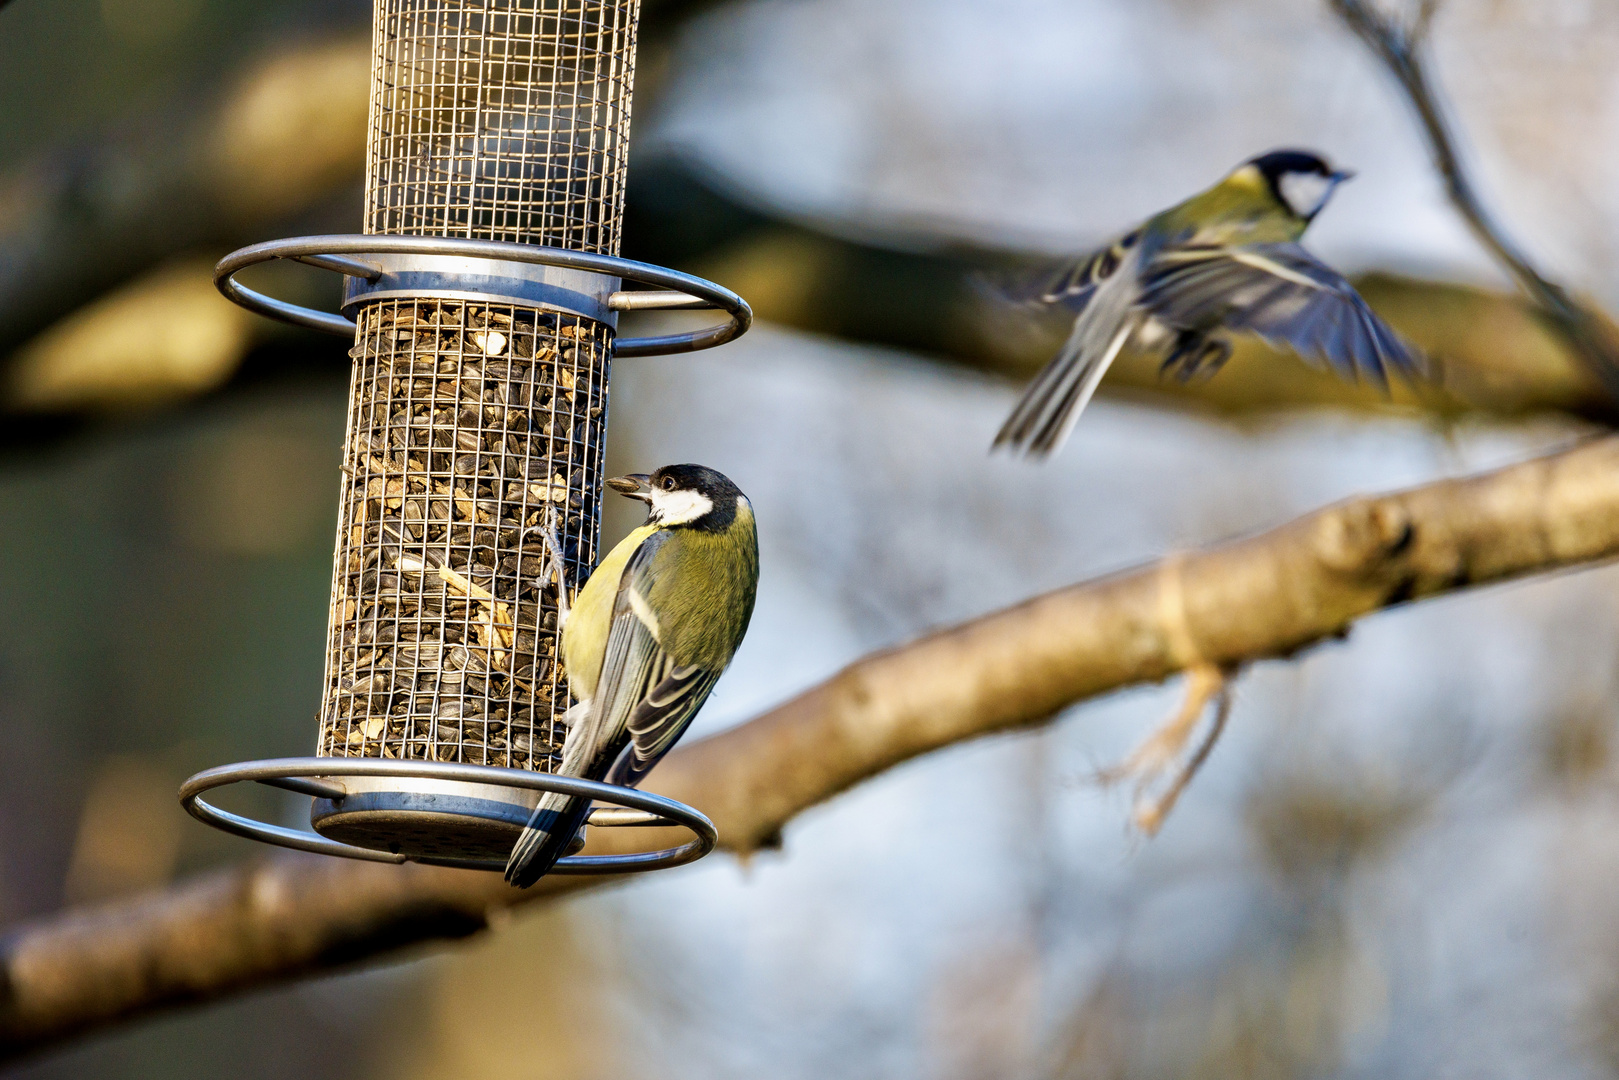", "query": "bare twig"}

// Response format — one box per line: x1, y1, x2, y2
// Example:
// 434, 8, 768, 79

6, 435, 1619, 1059
1135, 671, 1233, 836
1099, 661, 1233, 835
1329, 0, 1619, 402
